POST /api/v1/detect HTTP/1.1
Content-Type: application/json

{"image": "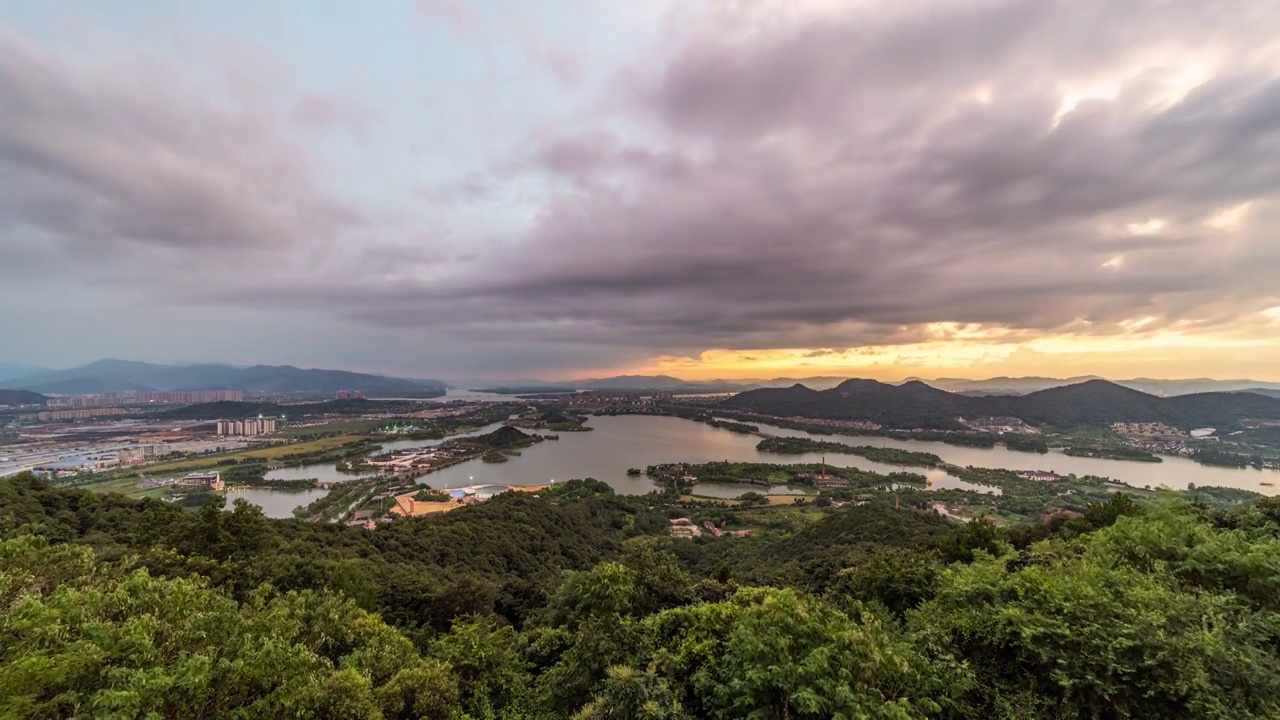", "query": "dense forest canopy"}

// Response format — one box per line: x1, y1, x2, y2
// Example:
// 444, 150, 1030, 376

4, 472, 1280, 718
